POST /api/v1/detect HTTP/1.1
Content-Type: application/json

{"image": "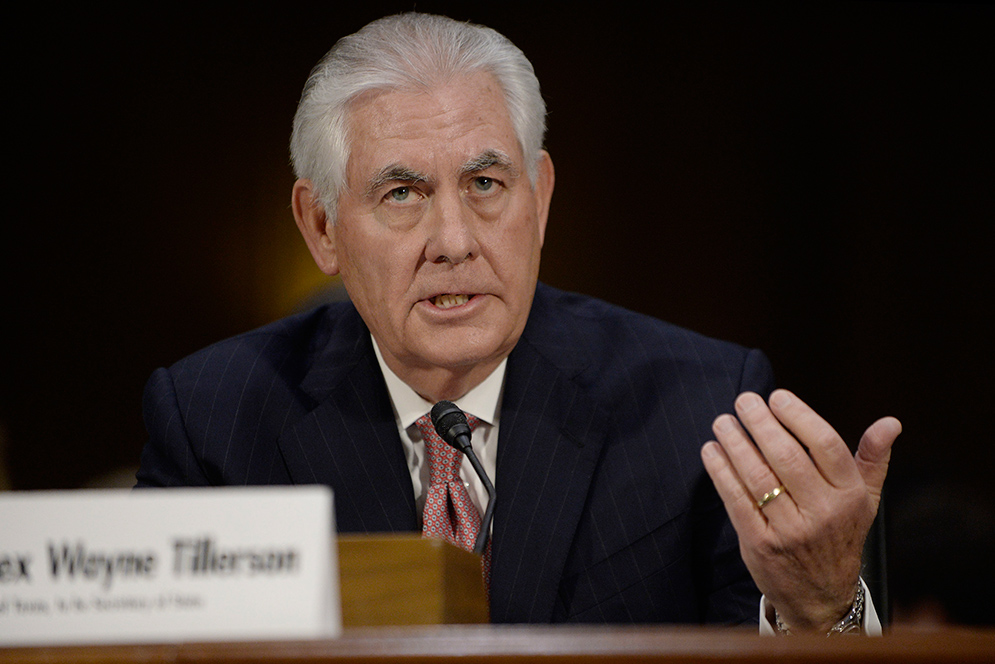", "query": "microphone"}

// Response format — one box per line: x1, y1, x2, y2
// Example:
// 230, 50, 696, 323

430, 400, 496, 555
